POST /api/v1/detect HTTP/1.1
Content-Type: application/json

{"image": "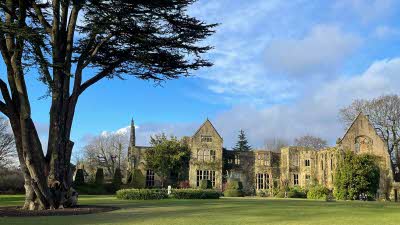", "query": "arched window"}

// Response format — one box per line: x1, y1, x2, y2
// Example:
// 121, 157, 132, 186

210, 150, 216, 161
197, 149, 204, 161
203, 150, 210, 161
